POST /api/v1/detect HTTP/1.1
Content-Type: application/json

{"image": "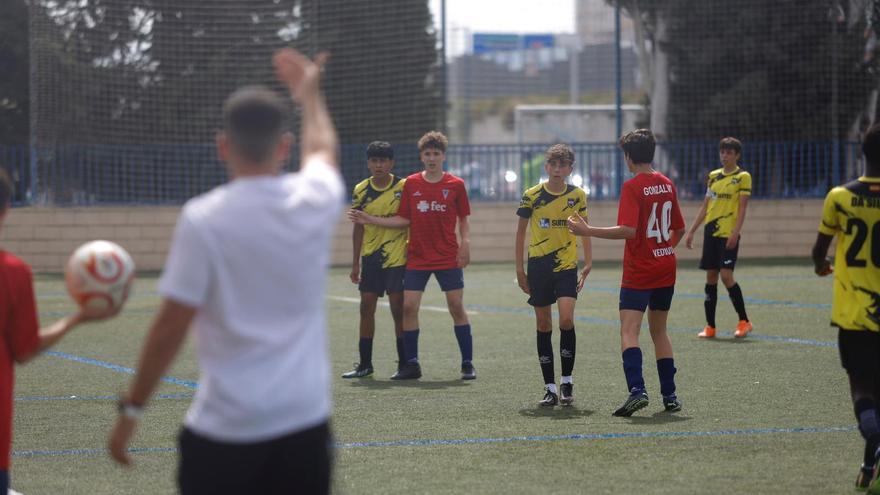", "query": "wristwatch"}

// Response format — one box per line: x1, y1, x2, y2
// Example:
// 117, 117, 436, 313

117, 399, 145, 420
